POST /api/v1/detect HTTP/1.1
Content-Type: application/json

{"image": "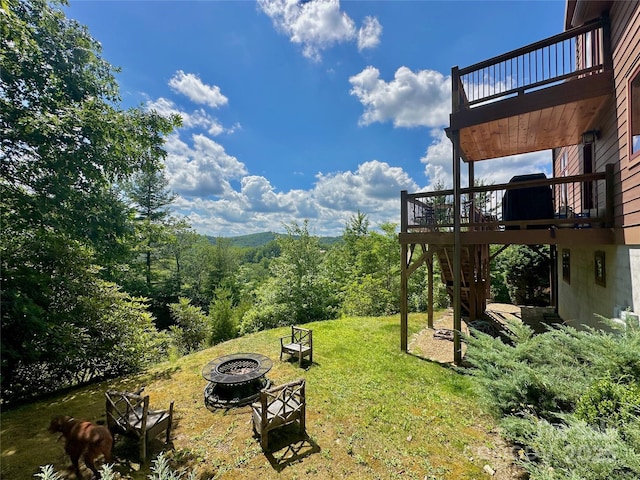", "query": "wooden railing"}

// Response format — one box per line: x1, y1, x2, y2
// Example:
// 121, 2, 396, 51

401, 166, 614, 233
452, 15, 611, 111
